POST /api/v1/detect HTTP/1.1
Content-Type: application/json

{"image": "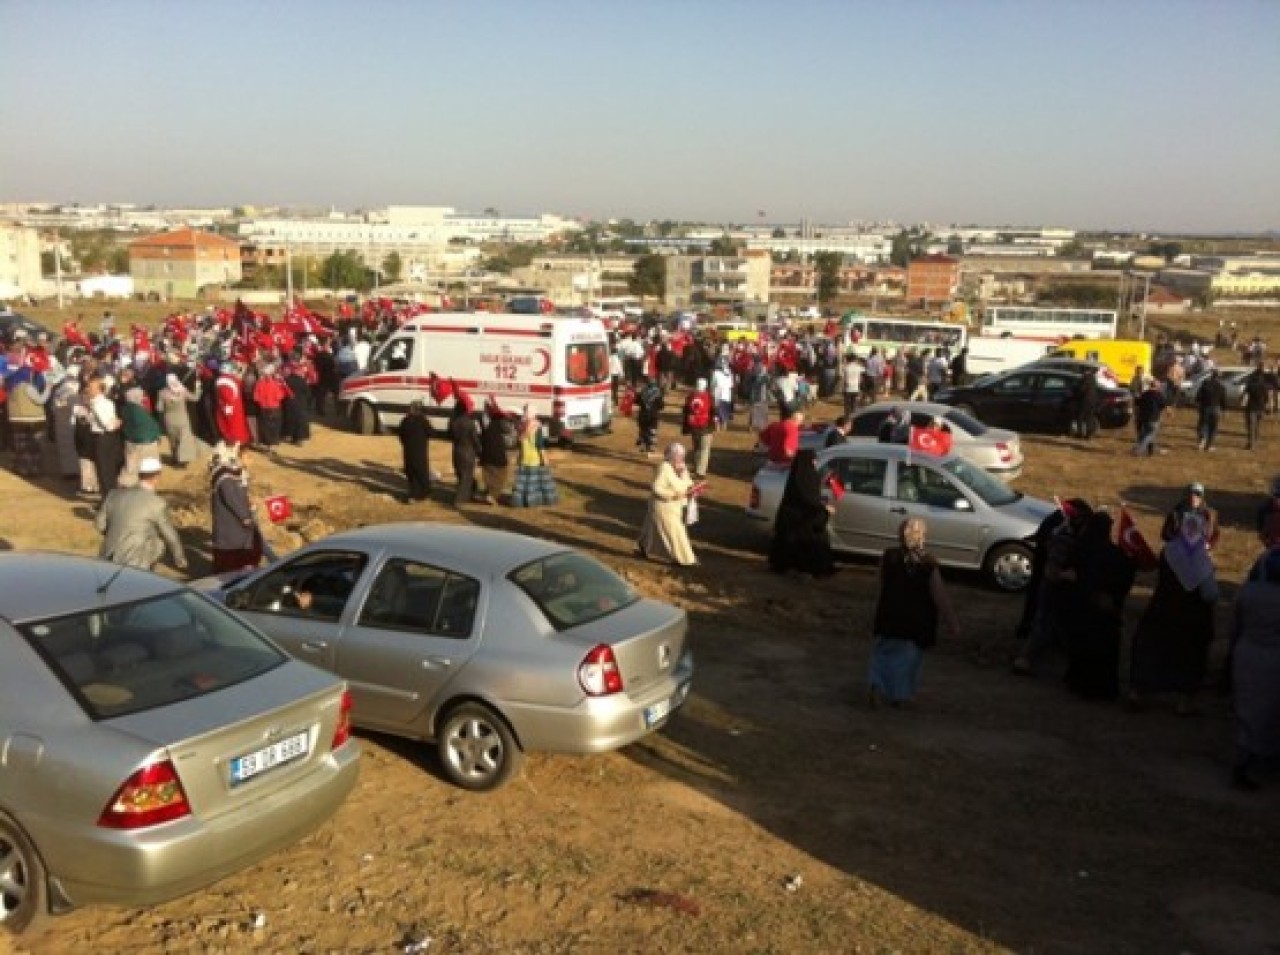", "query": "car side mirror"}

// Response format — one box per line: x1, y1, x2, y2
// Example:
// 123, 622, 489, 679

953, 498, 973, 512
226, 589, 249, 610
